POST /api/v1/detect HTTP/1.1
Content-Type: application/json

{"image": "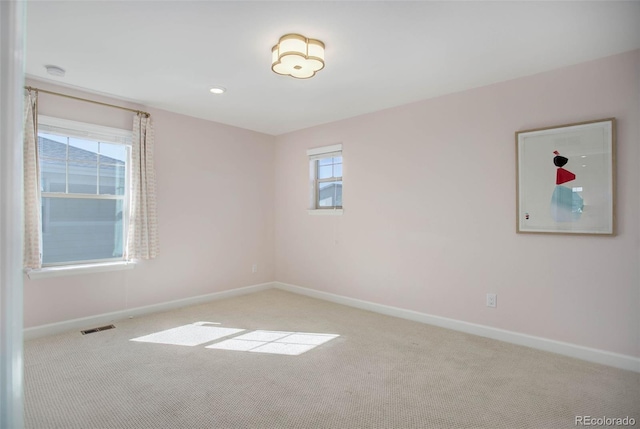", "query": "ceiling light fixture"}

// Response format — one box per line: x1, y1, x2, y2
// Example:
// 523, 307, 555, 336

209, 86, 226, 94
271, 34, 325, 79
44, 65, 66, 77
